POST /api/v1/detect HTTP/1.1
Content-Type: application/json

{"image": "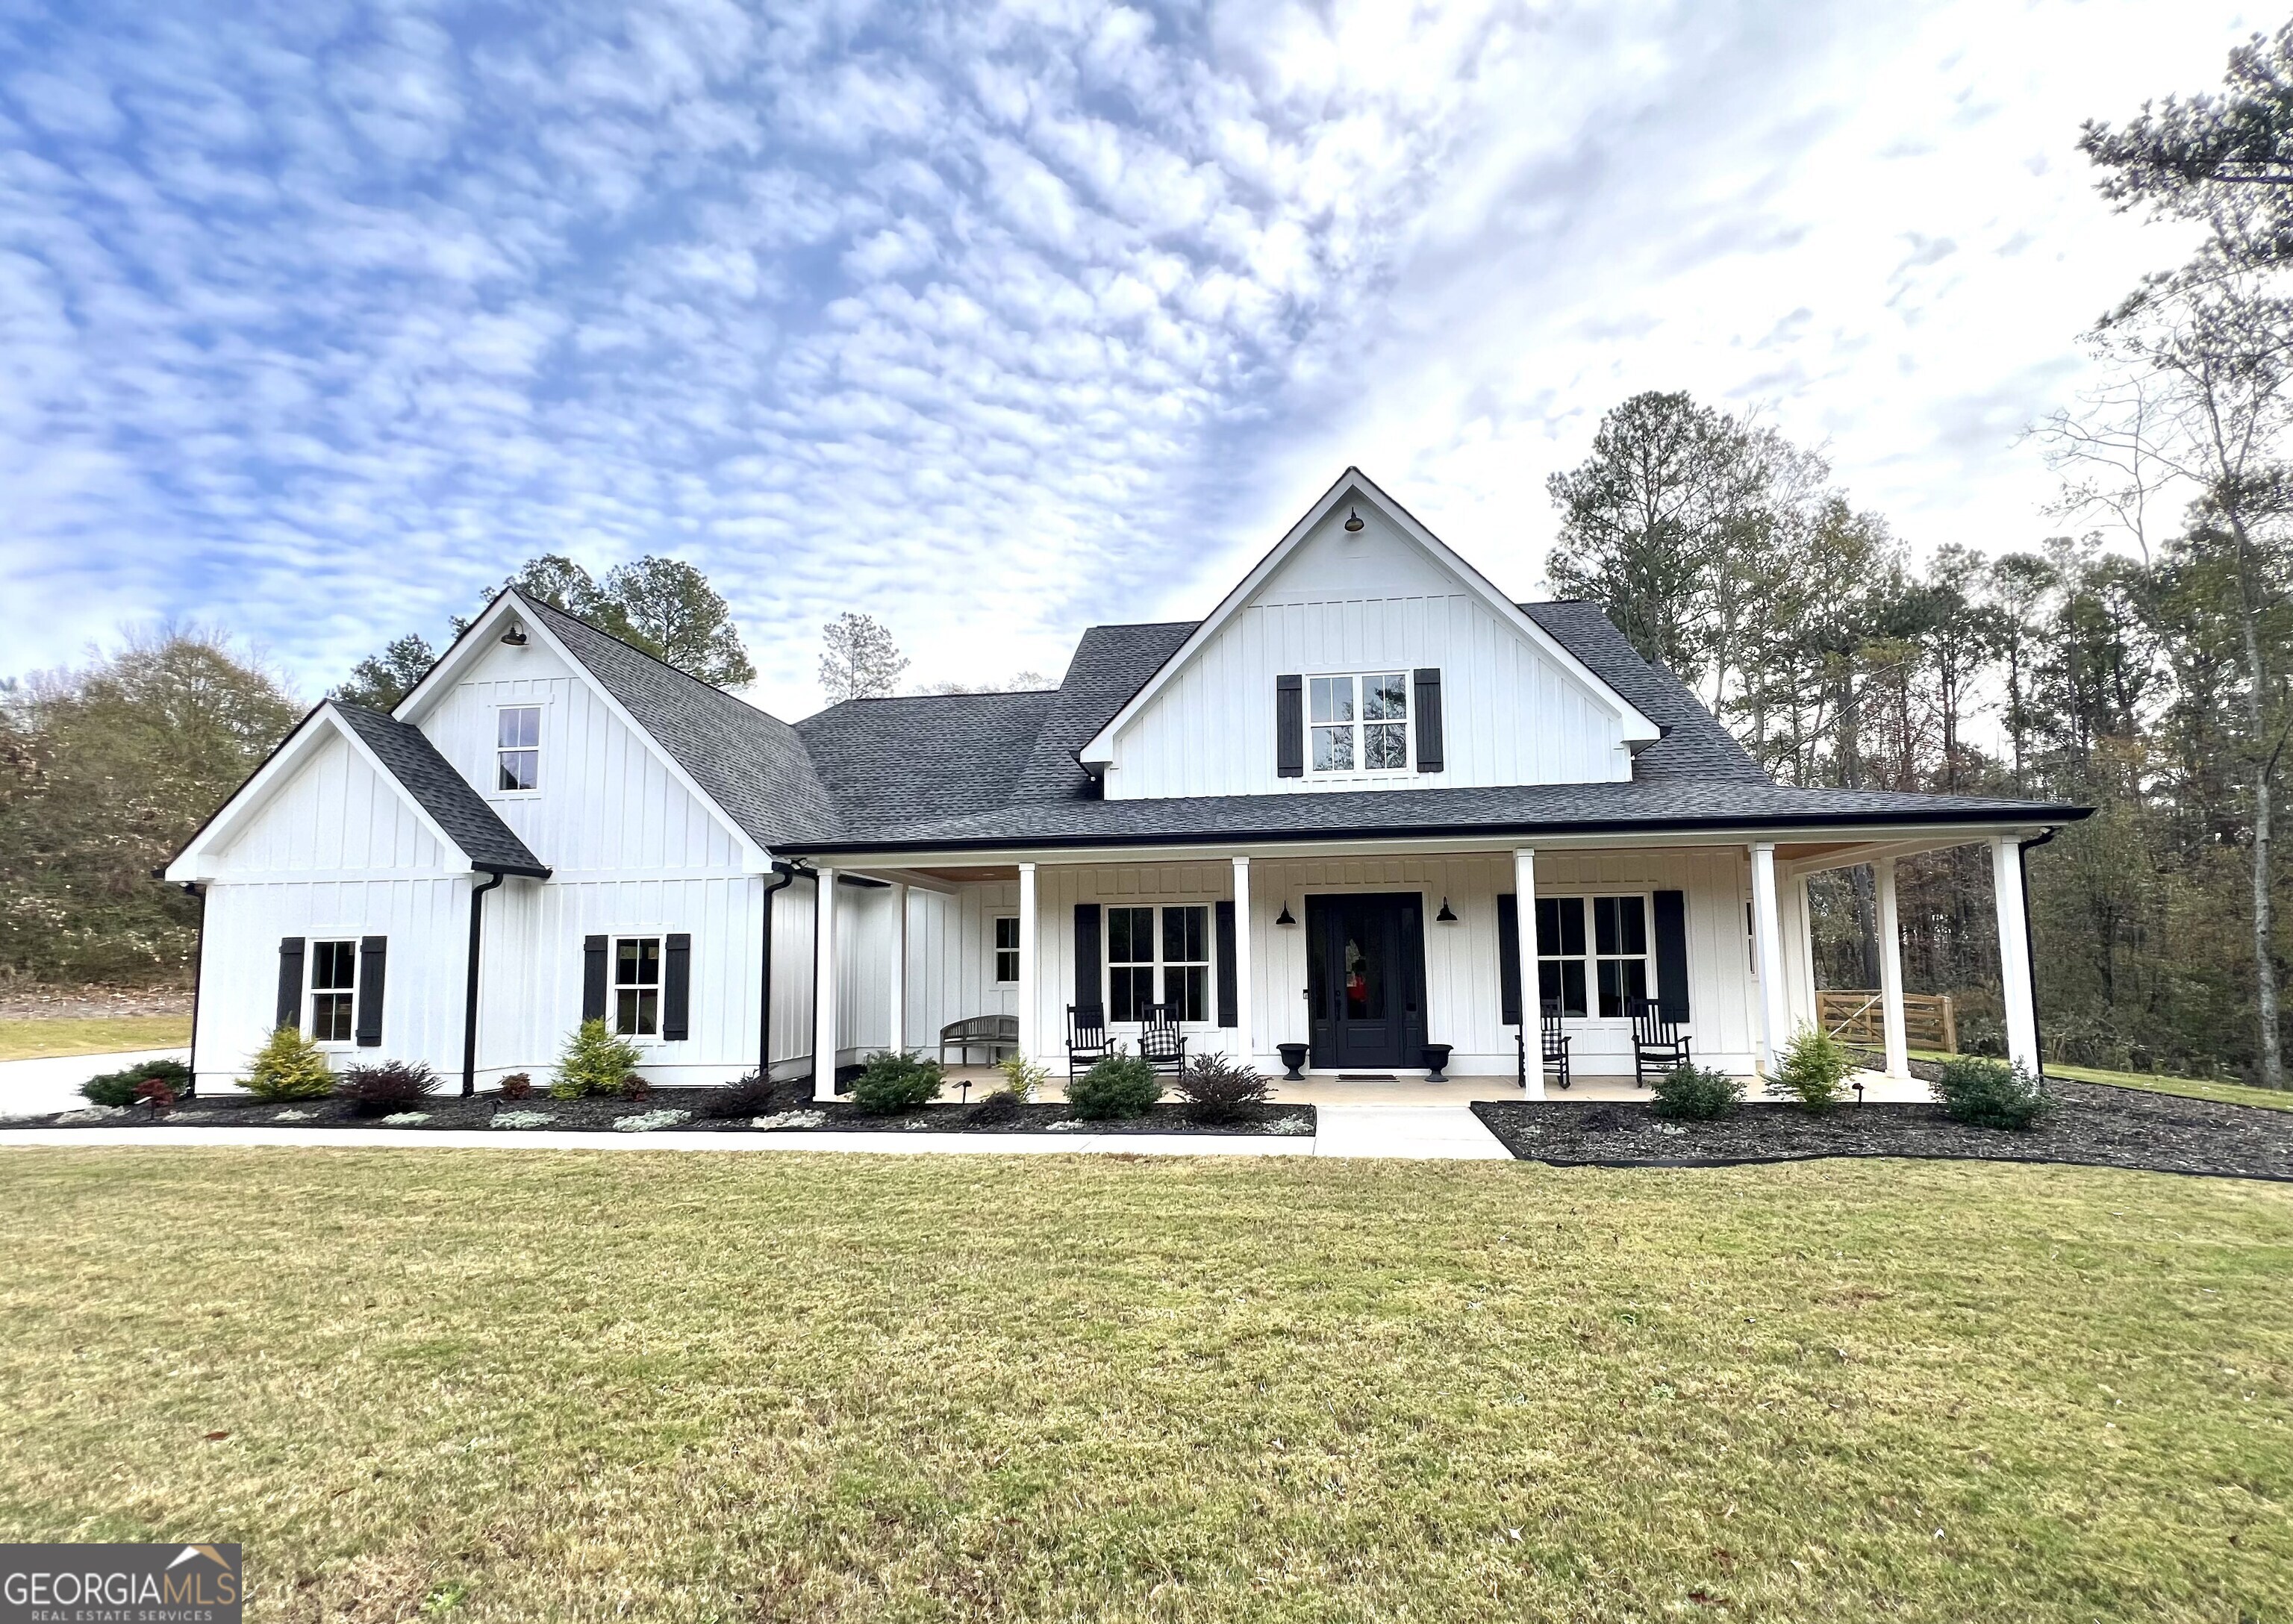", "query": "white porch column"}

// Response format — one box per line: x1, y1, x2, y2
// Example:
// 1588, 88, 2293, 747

1876, 857, 1910, 1080
812, 867, 839, 1101
1513, 848, 1544, 1099
1231, 856, 1253, 1062
885, 880, 908, 1057
1991, 837, 2041, 1076
1017, 861, 1039, 1061
1750, 843, 1789, 1076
